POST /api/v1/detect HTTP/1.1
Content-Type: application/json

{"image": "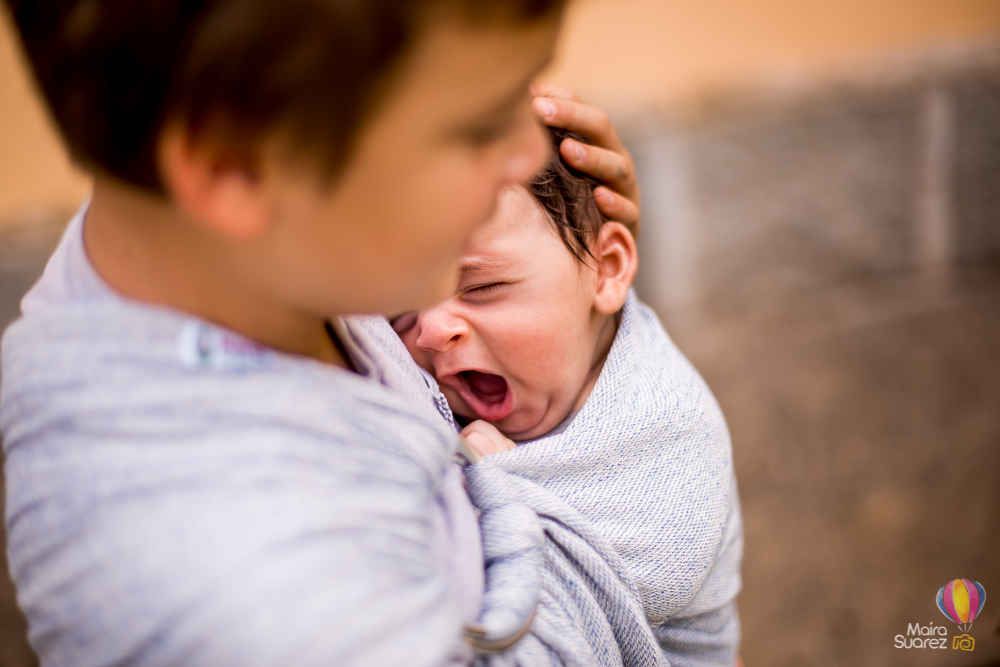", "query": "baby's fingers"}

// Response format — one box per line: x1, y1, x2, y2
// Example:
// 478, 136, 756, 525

461, 420, 517, 457
462, 432, 499, 458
